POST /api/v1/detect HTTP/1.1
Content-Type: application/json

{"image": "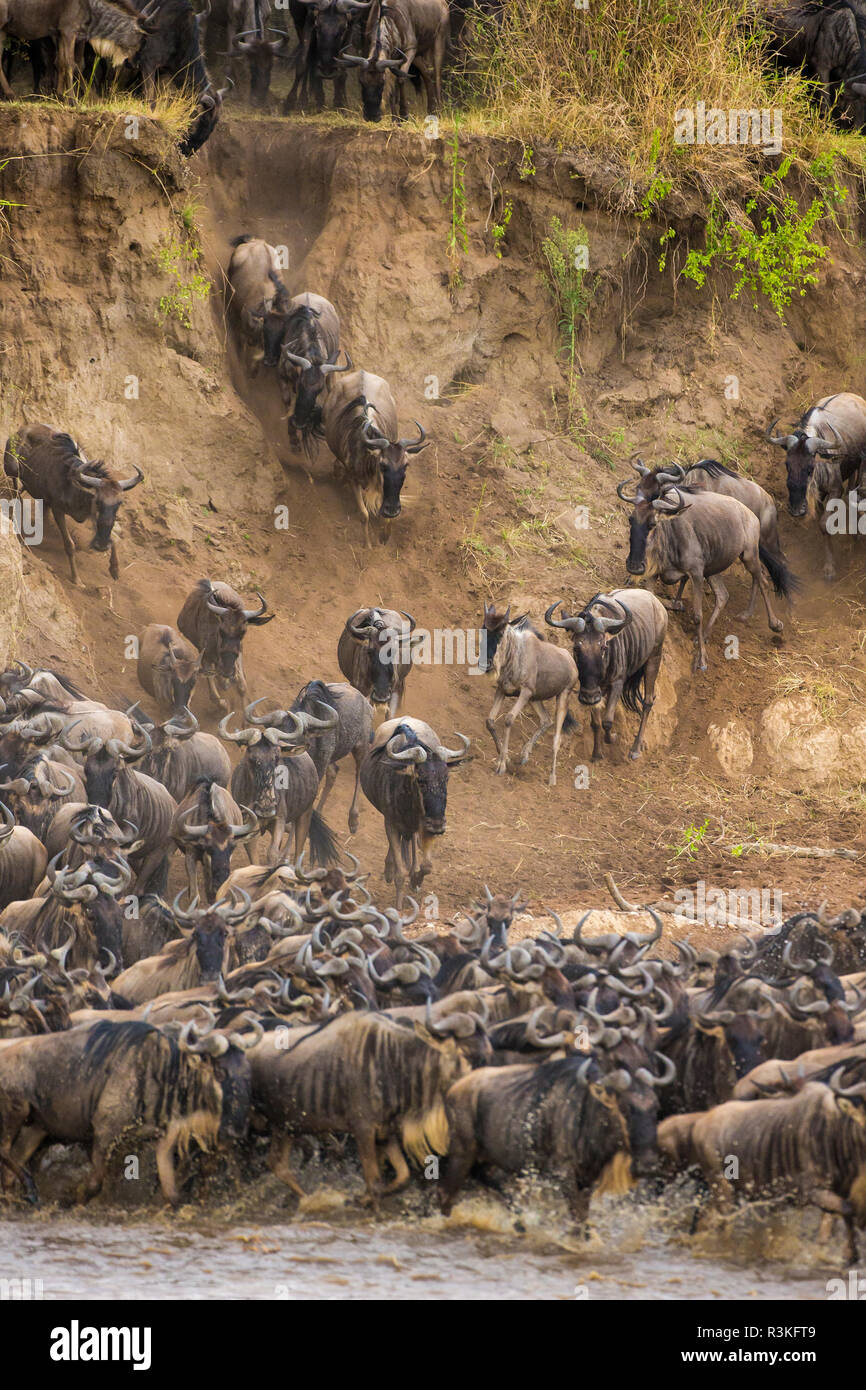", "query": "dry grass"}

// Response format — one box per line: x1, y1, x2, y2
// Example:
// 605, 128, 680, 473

0, 84, 199, 143
452, 0, 866, 202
